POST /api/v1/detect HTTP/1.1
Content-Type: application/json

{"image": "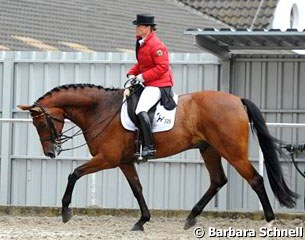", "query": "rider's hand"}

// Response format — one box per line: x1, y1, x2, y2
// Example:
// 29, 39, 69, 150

135, 74, 144, 83
124, 75, 136, 88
